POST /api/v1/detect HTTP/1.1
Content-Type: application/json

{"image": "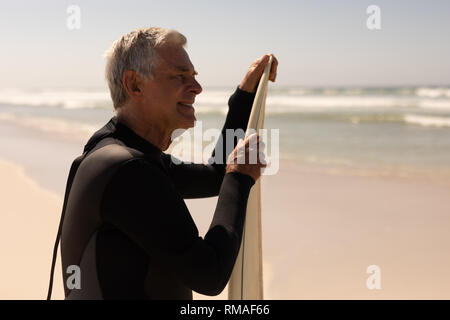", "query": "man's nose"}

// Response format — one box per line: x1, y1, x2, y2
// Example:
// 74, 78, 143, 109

190, 78, 202, 95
